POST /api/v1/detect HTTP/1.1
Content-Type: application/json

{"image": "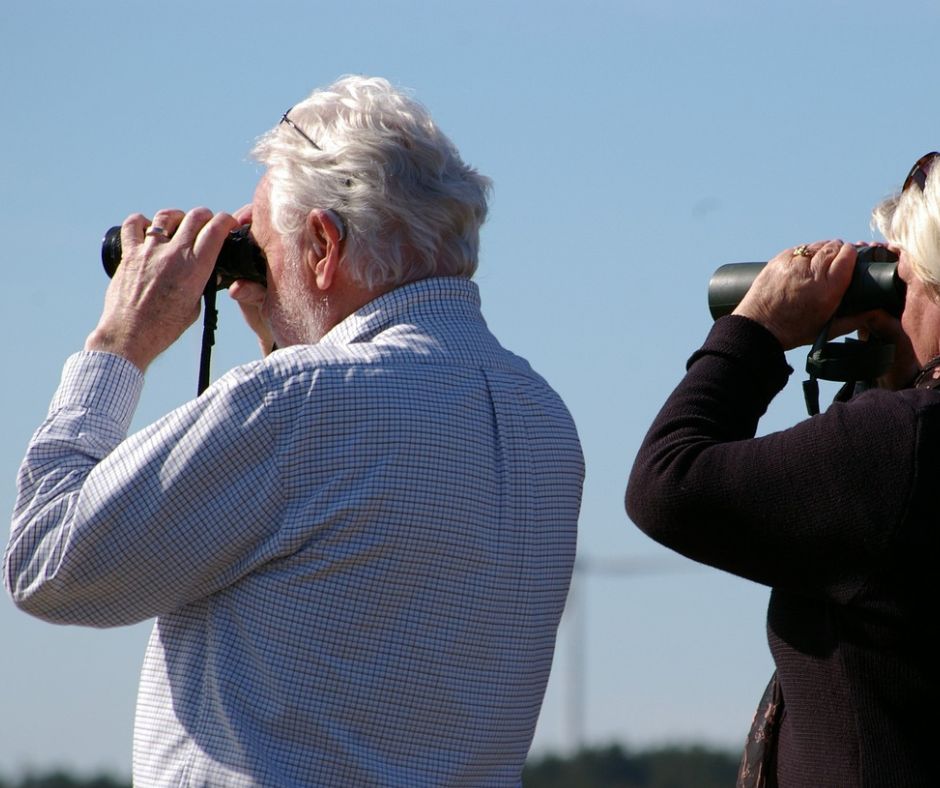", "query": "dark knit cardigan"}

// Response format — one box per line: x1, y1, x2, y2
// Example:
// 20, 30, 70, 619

626, 315, 938, 787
